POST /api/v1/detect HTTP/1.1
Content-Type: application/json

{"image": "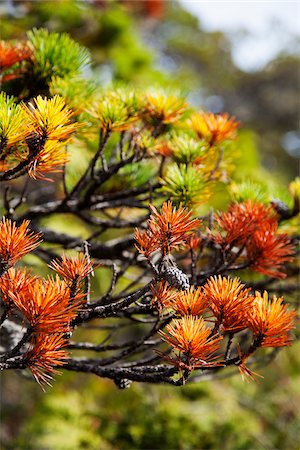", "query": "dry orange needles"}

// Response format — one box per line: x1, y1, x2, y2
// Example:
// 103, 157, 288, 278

0, 219, 42, 270
49, 252, 94, 283
135, 201, 201, 257
171, 287, 207, 316
213, 200, 277, 247
159, 316, 222, 368
0, 40, 33, 71
247, 291, 297, 348
150, 280, 178, 311
185, 232, 203, 251
246, 222, 295, 279
0, 267, 37, 305
26, 333, 68, 388
190, 112, 239, 145
203, 276, 255, 333
211, 200, 294, 278
10, 276, 82, 333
